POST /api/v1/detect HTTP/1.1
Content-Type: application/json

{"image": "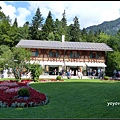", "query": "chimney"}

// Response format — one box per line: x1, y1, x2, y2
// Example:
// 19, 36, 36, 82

62, 35, 65, 42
